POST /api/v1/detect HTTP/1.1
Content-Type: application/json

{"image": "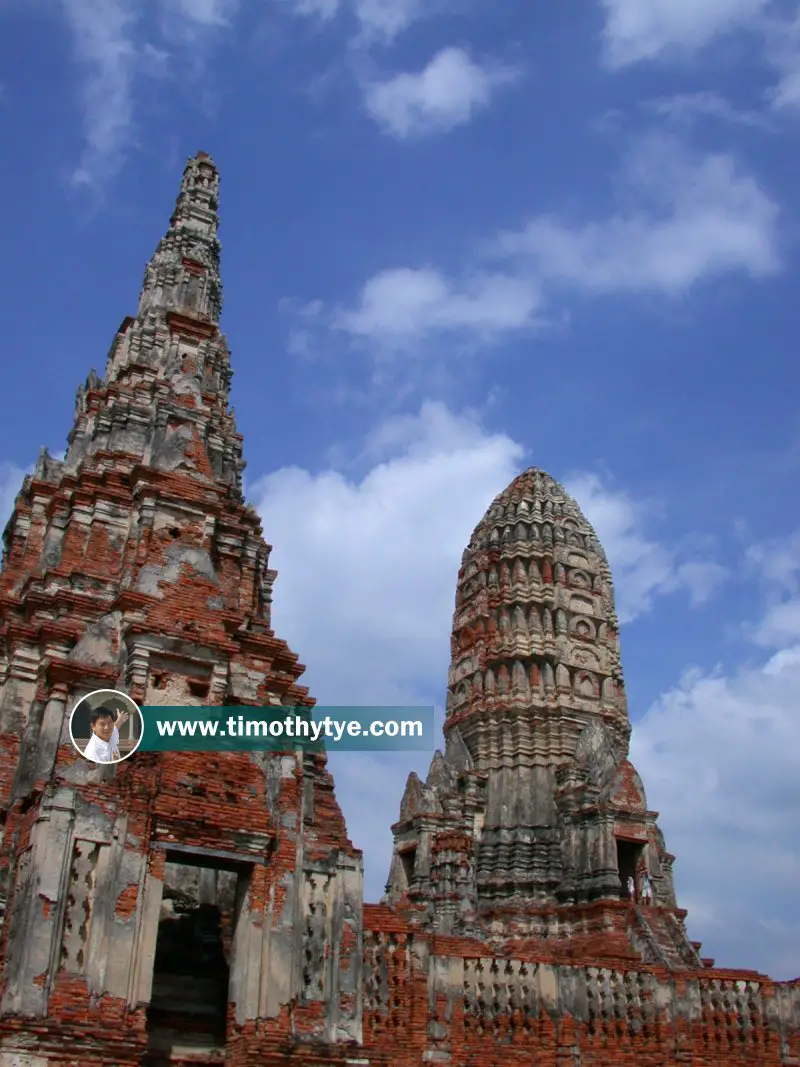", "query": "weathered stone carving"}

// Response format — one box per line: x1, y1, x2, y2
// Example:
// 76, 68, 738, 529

302, 872, 332, 1001
59, 840, 103, 974
385, 469, 698, 963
